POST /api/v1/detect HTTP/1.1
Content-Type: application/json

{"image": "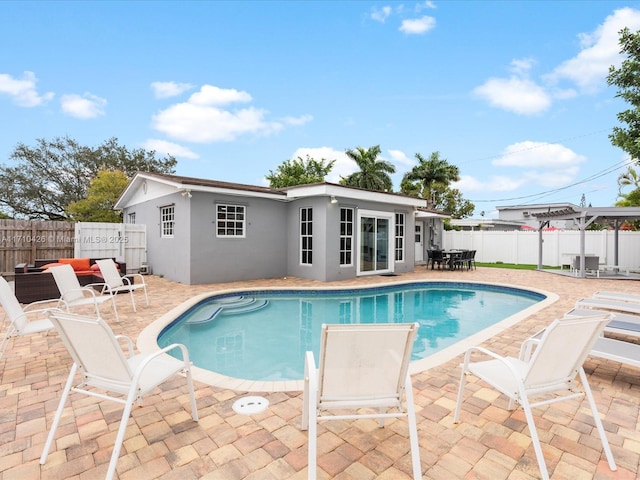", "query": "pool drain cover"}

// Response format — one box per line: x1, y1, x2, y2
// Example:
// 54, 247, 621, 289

232, 396, 269, 415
